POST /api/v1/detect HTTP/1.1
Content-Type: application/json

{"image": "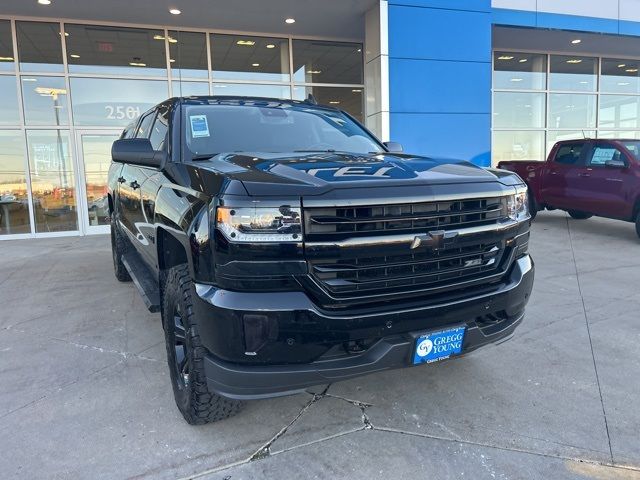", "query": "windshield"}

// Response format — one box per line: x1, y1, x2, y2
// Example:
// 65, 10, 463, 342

183, 103, 384, 158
